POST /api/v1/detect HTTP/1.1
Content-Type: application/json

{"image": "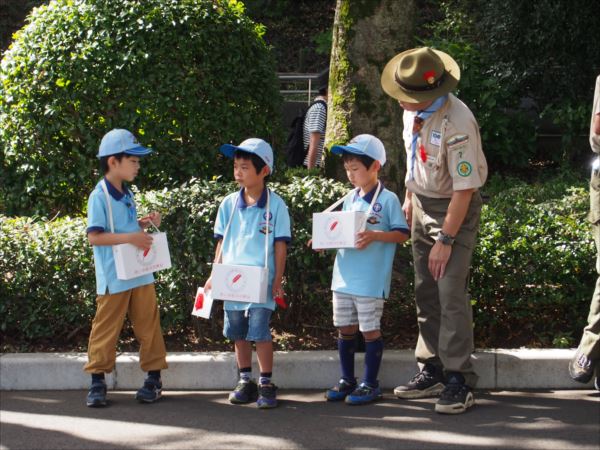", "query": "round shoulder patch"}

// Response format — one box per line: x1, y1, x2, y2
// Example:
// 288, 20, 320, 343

457, 161, 472, 177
